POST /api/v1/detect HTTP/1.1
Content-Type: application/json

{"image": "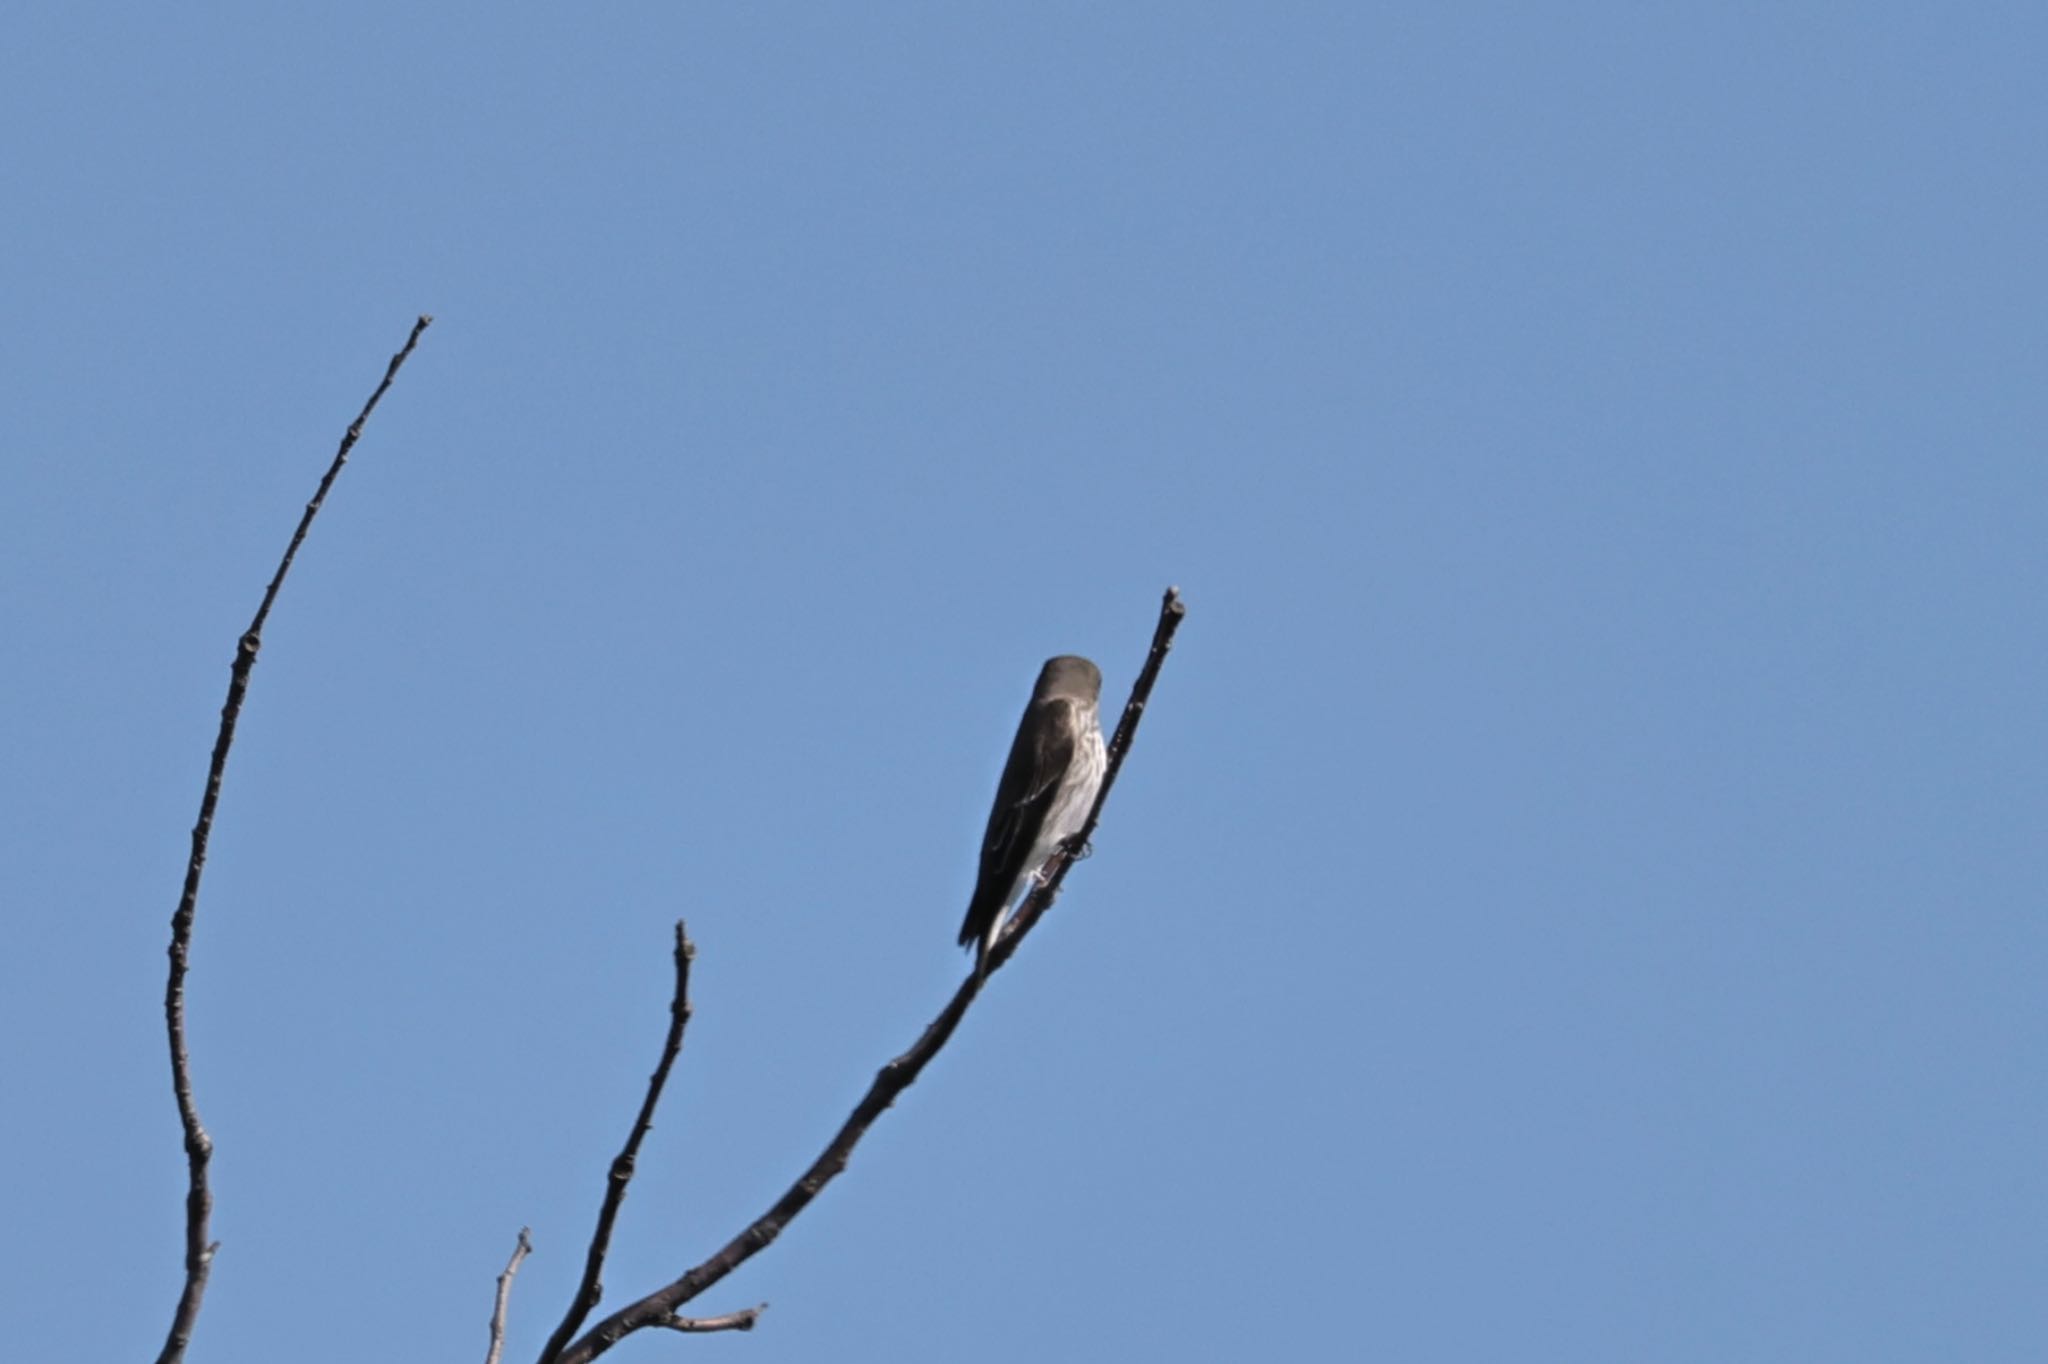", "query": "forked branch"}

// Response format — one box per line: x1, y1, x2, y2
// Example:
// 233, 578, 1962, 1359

543, 586, 1185, 1364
